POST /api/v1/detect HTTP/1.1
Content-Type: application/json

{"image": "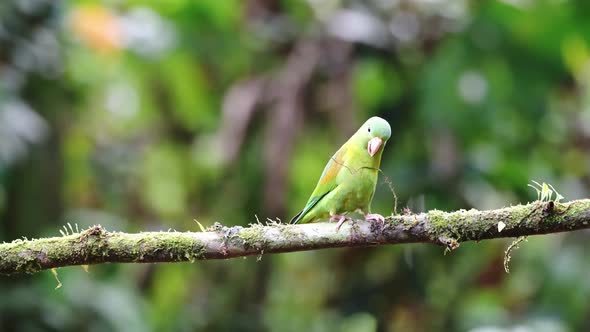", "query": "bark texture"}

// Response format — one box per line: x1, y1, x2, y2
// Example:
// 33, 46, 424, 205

1, 199, 589, 275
